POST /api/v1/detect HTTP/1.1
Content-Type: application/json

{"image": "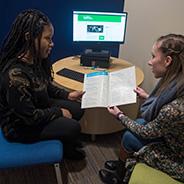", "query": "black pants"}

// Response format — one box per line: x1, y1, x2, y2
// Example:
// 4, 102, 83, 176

6, 98, 84, 145
39, 98, 84, 144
